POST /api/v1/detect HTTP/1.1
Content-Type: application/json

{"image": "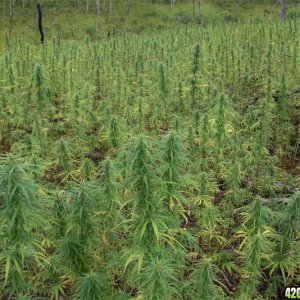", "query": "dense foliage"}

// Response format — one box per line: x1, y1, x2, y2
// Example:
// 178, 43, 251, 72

0, 19, 299, 299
